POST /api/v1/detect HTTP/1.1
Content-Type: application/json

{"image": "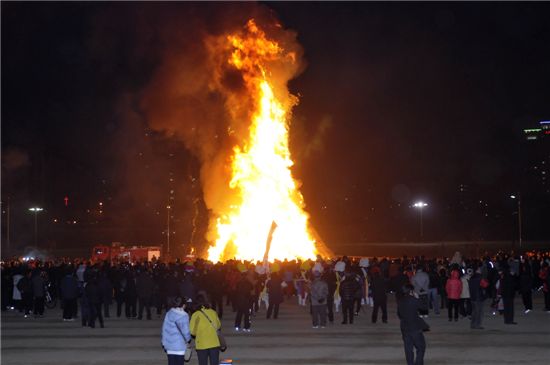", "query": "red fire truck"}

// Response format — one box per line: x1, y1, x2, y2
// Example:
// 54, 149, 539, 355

91, 242, 161, 263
